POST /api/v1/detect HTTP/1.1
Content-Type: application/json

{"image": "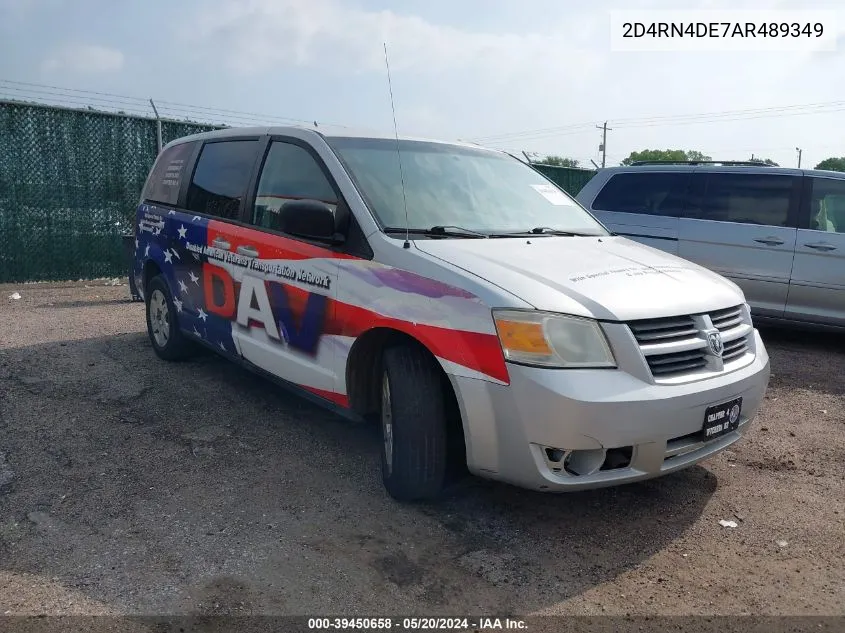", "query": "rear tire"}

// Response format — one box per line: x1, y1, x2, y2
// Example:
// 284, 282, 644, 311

380, 345, 448, 501
145, 274, 194, 361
